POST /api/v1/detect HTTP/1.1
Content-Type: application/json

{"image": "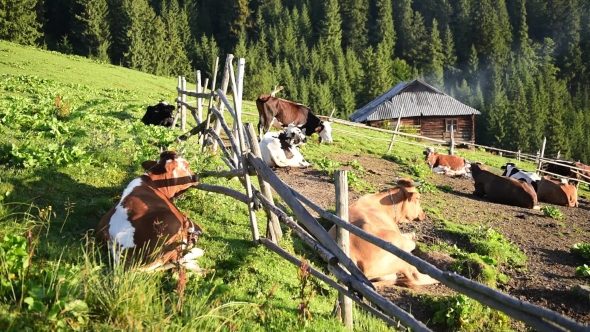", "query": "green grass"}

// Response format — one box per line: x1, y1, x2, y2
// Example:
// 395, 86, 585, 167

0, 40, 395, 331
